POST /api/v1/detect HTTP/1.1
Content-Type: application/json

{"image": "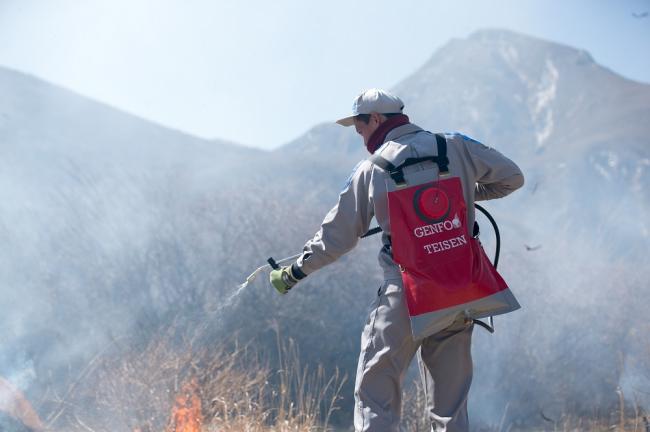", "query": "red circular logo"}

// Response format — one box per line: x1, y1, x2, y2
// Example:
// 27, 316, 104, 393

414, 186, 450, 223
